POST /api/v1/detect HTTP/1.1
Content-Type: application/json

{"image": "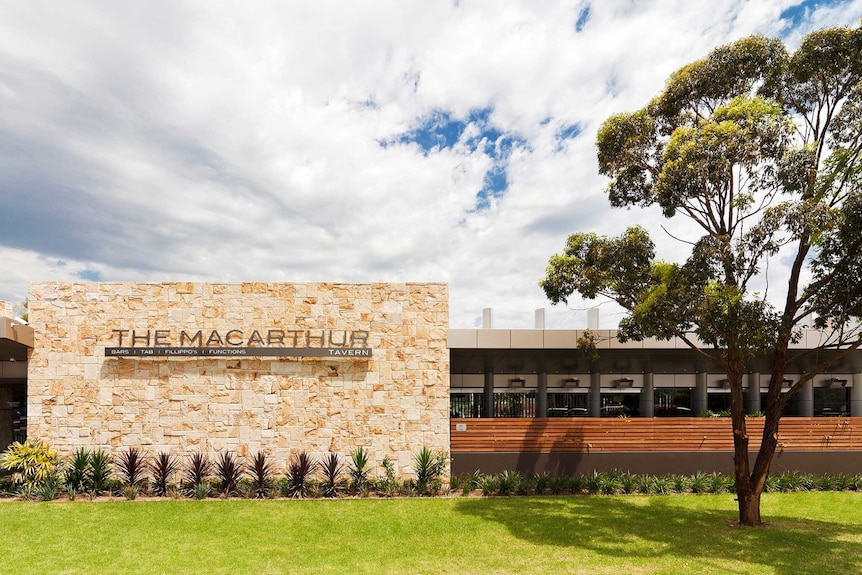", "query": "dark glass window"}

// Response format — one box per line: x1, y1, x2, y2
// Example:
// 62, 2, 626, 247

813, 387, 850, 417
654, 388, 692, 417
492, 392, 535, 418
0, 384, 26, 452
547, 393, 588, 417
450, 393, 484, 418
